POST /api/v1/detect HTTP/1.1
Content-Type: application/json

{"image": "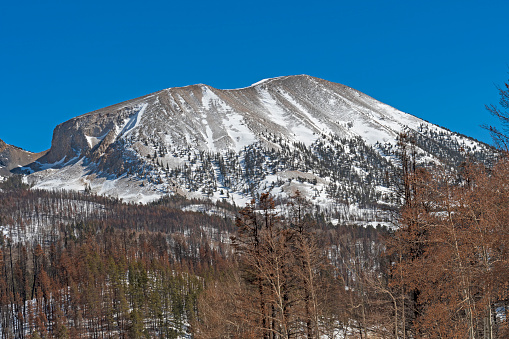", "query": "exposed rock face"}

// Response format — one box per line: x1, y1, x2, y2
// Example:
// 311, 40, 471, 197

0, 138, 47, 177
39, 96, 155, 165
19, 75, 496, 210
35, 75, 424, 169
